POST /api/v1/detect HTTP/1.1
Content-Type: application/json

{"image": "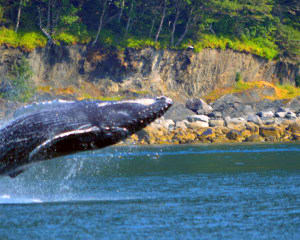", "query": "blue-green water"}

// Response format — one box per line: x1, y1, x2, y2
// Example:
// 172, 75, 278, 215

1, 144, 300, 239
